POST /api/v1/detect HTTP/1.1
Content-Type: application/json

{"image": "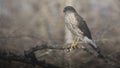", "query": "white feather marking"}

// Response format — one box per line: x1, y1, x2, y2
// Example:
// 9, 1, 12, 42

65, 13, 83, 36
65, 13, 77, 24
